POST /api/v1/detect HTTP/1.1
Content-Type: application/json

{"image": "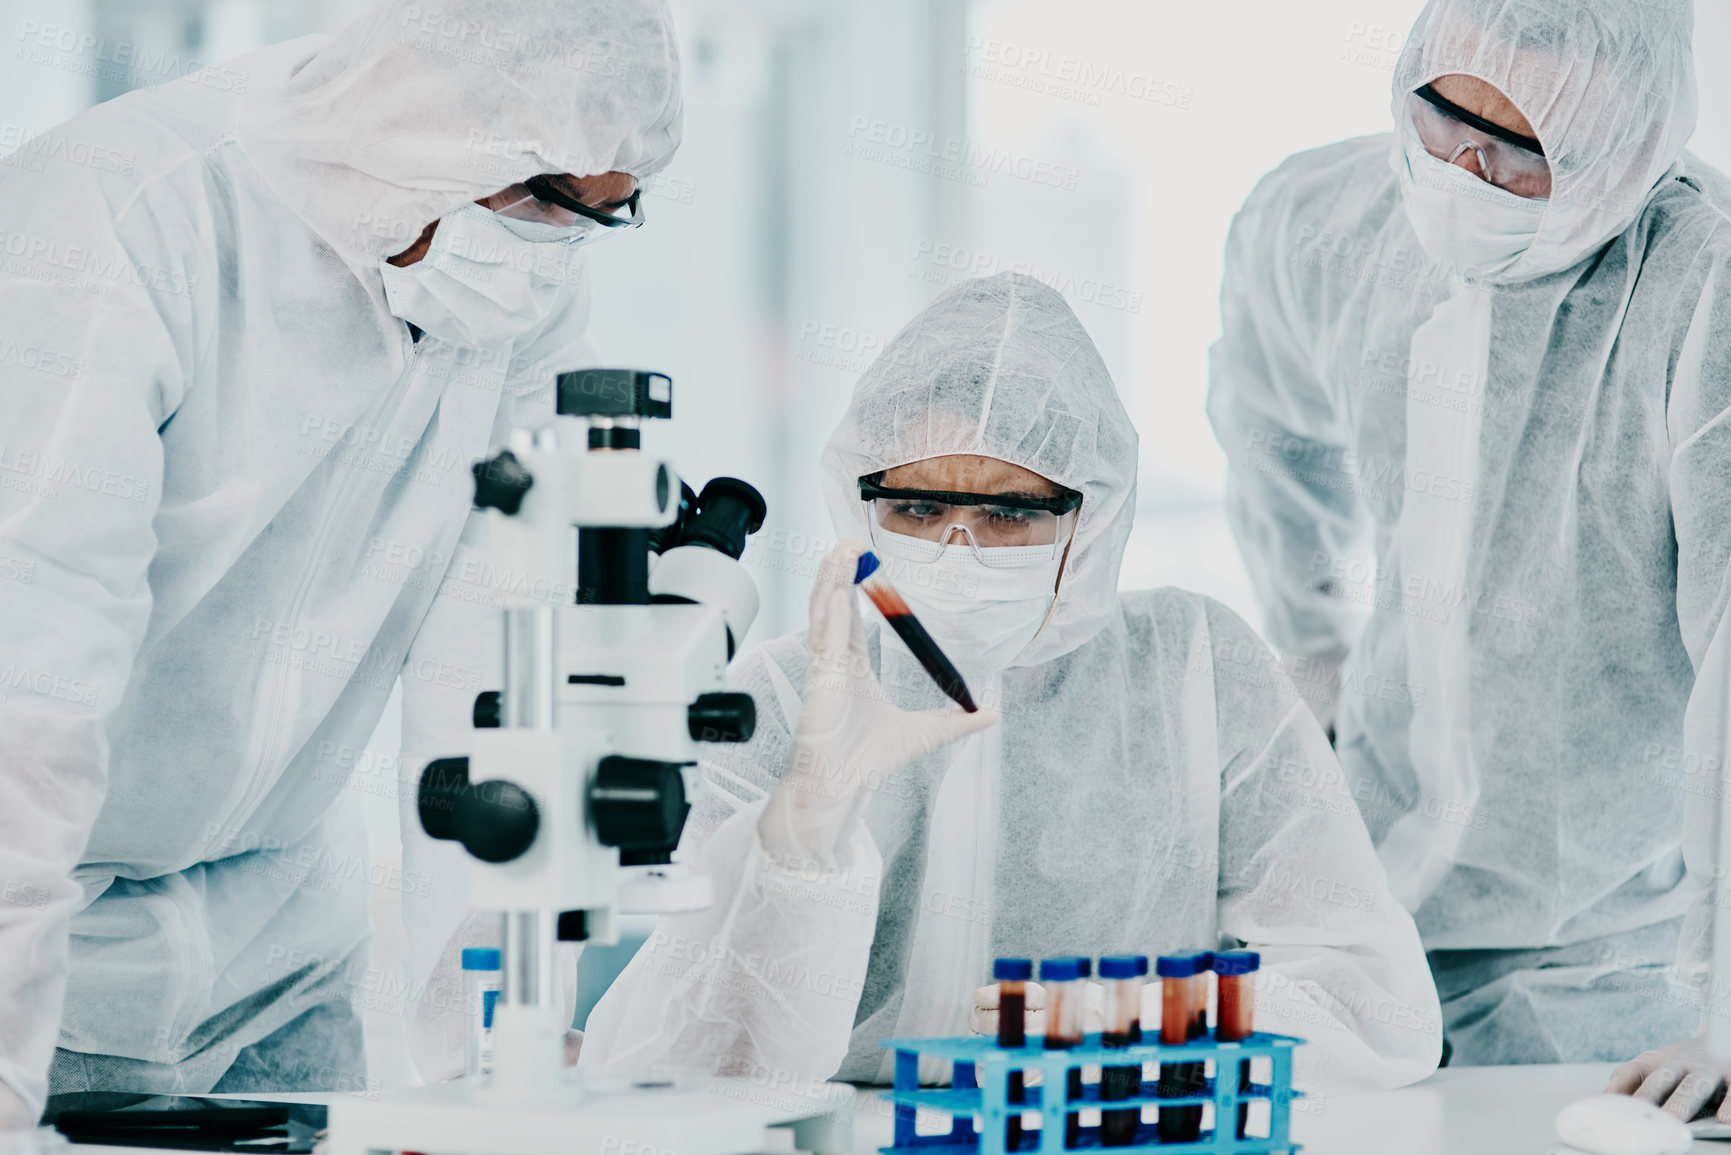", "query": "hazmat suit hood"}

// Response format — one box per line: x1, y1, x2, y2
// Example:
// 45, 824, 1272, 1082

1389, 0, 1698, 282
819, 272, 1138, 668
240, 0, 682, 267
